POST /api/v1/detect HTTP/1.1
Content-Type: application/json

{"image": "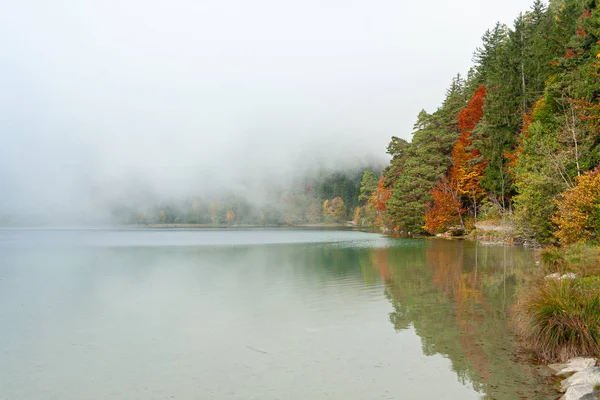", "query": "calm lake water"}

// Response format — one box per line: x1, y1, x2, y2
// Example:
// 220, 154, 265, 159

0, 228, 554, 399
